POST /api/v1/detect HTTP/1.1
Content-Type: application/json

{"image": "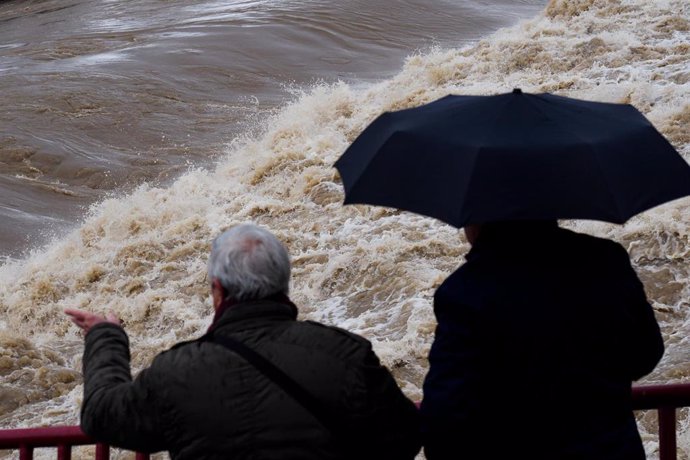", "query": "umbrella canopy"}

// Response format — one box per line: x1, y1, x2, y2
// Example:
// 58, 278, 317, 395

334, 89, 690, 227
